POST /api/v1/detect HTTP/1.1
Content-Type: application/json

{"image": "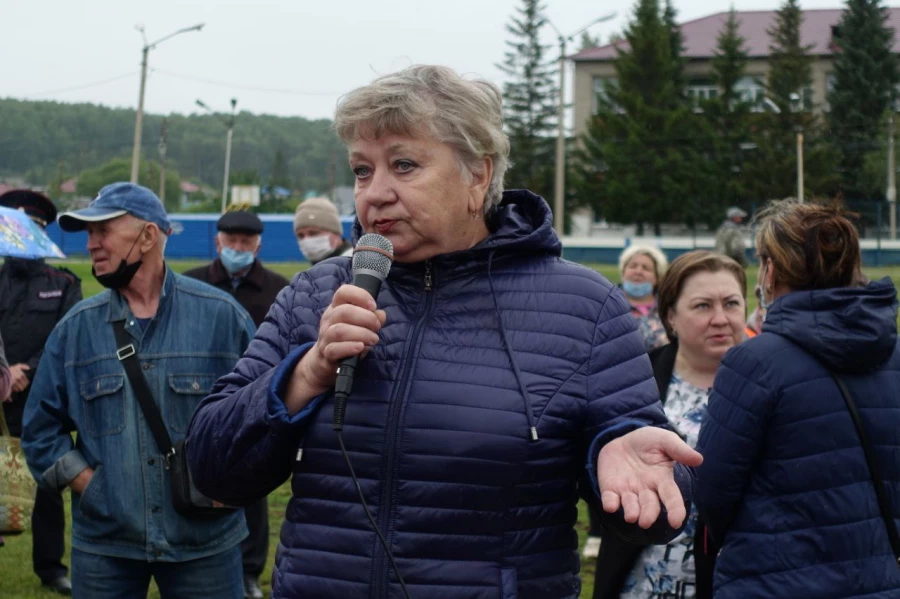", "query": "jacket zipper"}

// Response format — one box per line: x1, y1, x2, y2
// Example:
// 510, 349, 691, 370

372, 260, 433, 597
